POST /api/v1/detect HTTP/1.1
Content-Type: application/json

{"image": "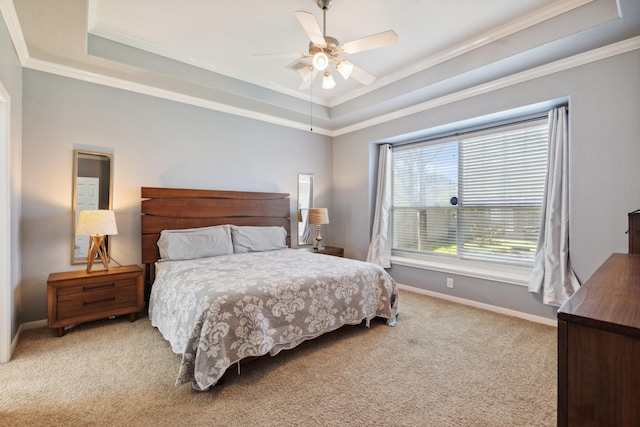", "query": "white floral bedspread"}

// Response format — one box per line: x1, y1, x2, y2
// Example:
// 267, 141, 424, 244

149, 248, 399, 390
